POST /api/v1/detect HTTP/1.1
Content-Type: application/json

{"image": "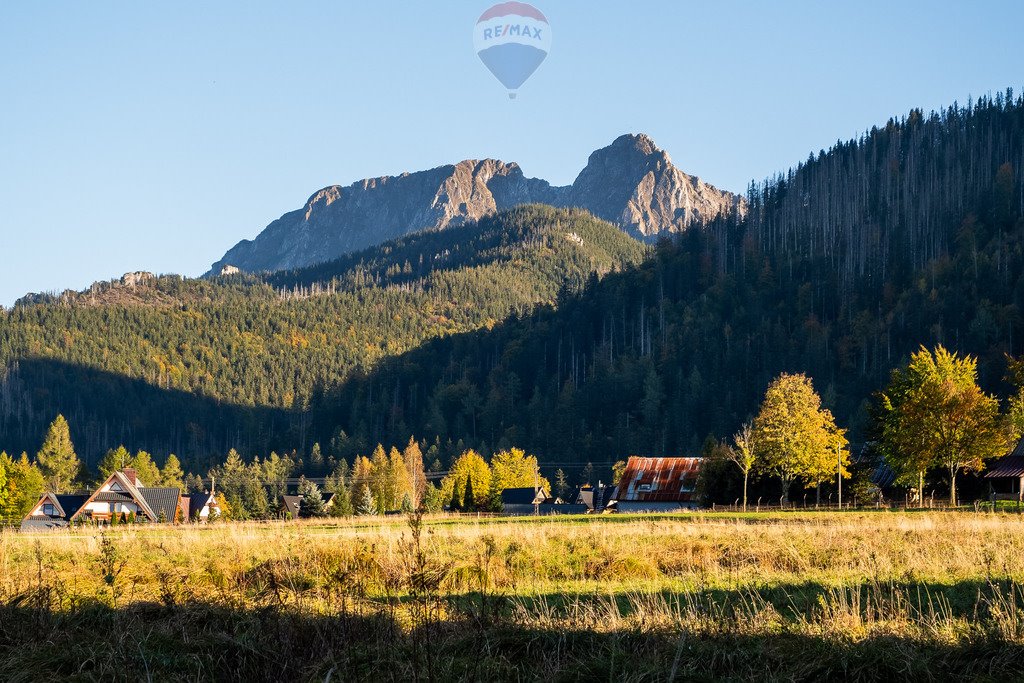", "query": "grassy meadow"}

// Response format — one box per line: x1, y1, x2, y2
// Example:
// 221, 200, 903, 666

4, 511, 1024, 681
